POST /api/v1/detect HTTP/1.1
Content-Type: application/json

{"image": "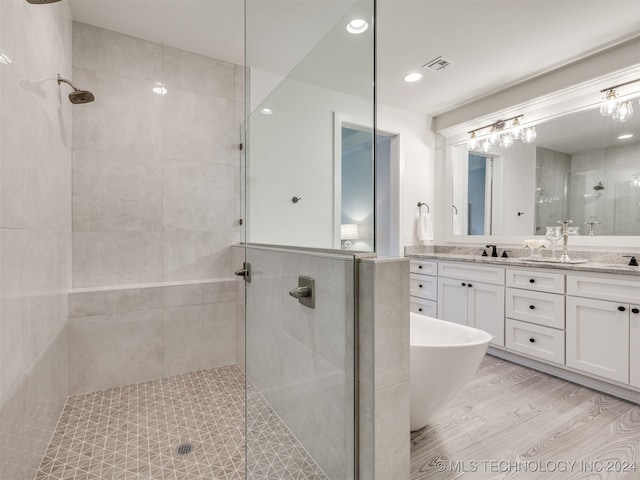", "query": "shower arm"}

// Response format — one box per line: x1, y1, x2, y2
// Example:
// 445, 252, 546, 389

57, 74, 79, 92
